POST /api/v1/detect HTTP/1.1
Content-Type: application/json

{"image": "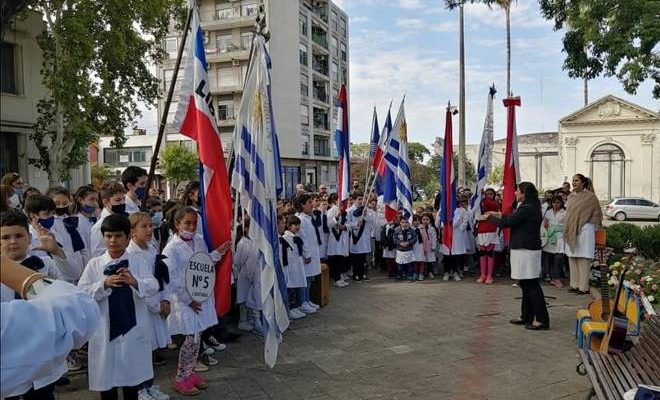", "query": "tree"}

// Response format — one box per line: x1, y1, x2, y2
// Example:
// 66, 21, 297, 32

487, 163, 503, 185
539, 0, 660, 99
349, 142, 370, 159
29, 0, 185, 185
160, 143, 199, 190
408, 142, 431, 163
90, 164, 113, 189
